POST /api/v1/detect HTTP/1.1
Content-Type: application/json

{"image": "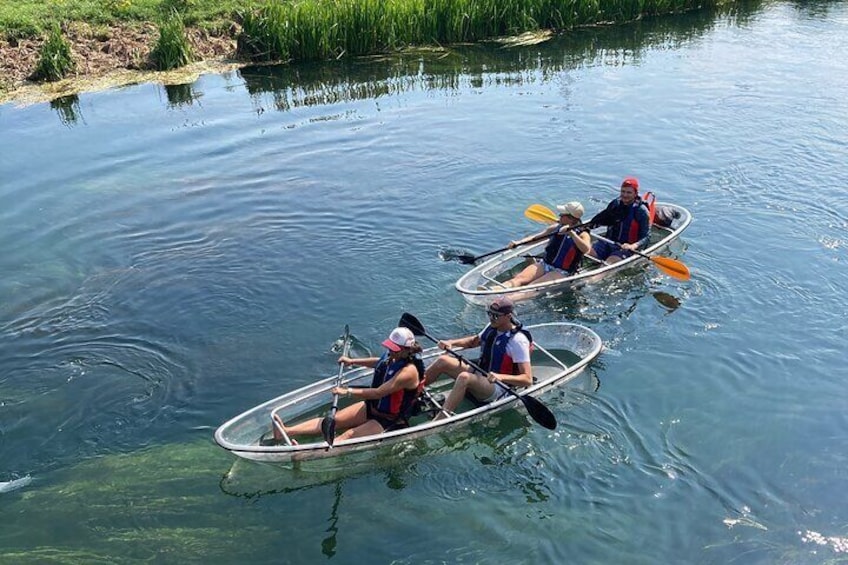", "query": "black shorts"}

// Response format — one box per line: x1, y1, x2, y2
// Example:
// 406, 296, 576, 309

366, 404, 408, 431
